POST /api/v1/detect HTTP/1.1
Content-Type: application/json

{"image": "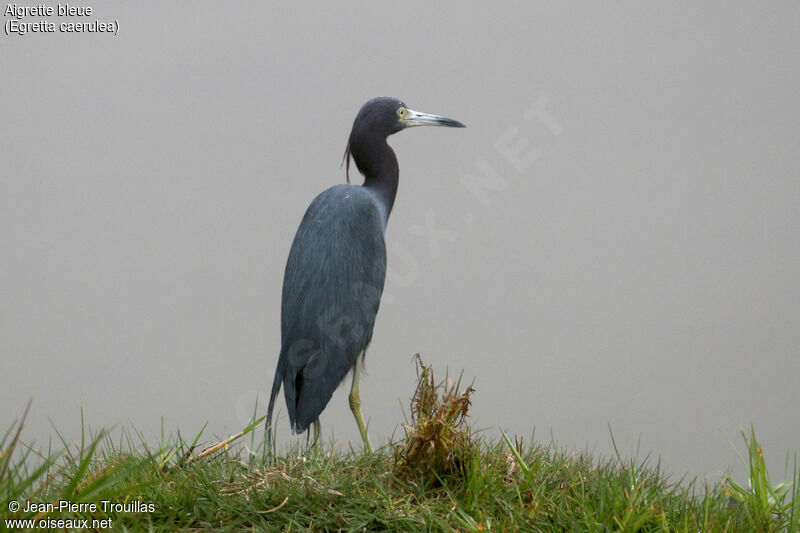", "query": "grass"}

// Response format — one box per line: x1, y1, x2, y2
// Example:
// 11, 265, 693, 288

2, 362, 798, 532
